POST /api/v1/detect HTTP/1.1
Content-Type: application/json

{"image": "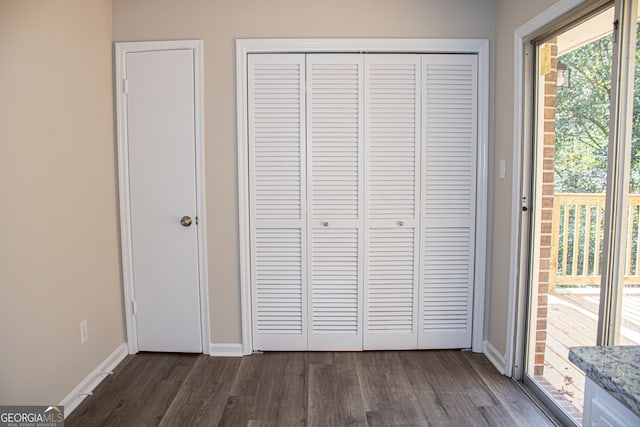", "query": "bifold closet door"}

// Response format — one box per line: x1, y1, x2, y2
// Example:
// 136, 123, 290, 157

248, 54, 307, 351
363, 55, 421, 350
247, 52, 479, 352
420, 54, 477, 349
306, 54, 364, 350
